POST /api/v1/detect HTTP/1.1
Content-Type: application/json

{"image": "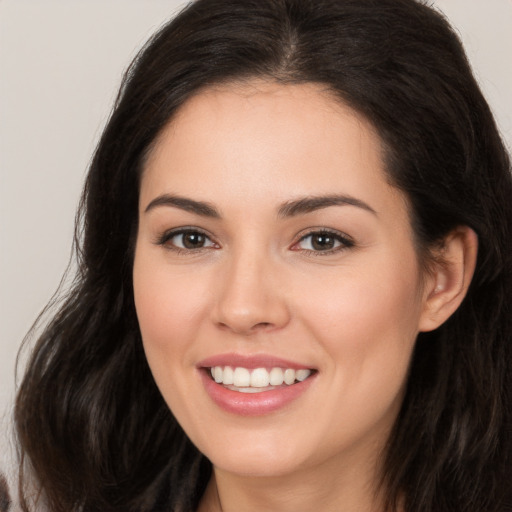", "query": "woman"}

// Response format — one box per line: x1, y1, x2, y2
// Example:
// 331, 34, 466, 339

14, 0, 512, 511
